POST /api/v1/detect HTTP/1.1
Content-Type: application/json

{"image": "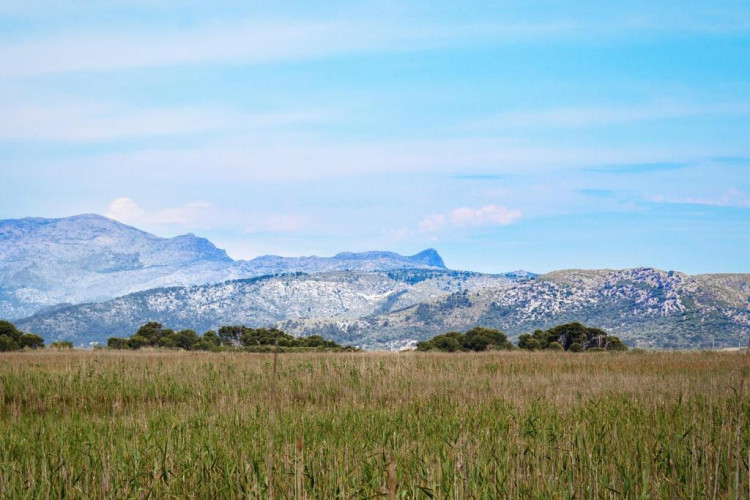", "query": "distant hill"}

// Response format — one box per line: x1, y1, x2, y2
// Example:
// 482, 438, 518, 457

15, 269, 514, 345
5, 214, 748, 351
281, 268, 750, 350
0, 214, 446, 319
